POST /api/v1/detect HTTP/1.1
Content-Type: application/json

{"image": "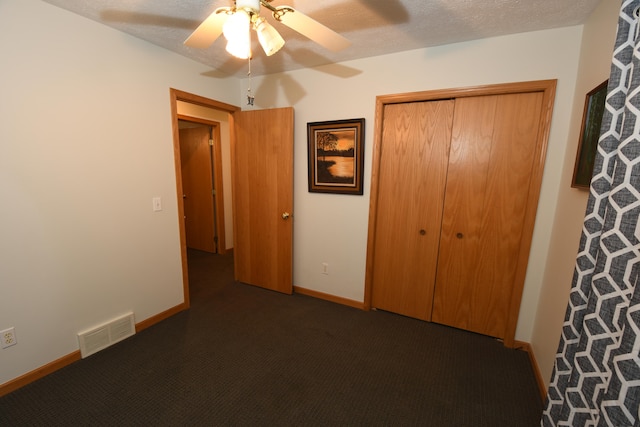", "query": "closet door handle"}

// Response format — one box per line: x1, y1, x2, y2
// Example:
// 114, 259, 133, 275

419, 229, 426, 236
456, 232, 464, 239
